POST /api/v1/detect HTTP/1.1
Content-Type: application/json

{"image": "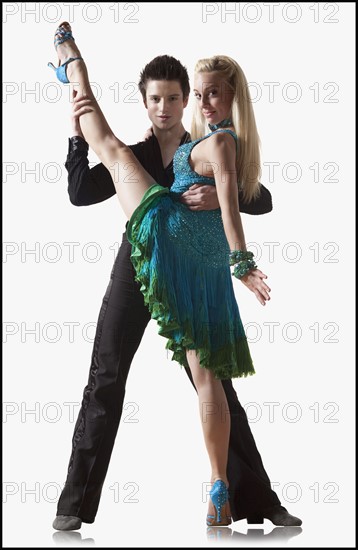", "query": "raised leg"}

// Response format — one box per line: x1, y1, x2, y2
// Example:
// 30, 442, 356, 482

52, 22, 156, 218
